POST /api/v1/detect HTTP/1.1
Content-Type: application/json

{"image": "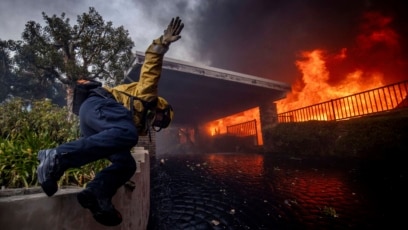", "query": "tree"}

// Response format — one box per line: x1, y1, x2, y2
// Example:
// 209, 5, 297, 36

0, 39, 14, 102
1, 40, 67, 105
13, 7, 135, 114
